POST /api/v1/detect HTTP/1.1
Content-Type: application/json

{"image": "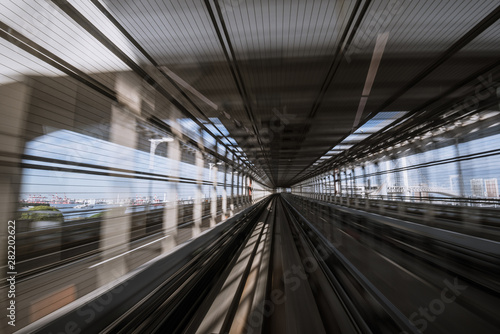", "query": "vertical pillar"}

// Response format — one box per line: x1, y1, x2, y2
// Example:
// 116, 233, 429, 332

241, 173, 244, 205
374, 161, 382, 197
321, 174, 326, 201
247, 175, 251, 204
241, 172, 244, 205
318, 176, 321, 200
310, 179, 313, 198
385, 160, 392, 201
236, 169, 241, 208
222, 159, 228, 219
98, 72, 141, 285
321, 174, 325, 201
362, 165, 367, 198
332, 172, 336, 201
317, 176, 320, 200
317, 176, 320, 199
315, 176, 319, 199
321, 174, 328, 201
323, 174, 327, 201
363, 165, 369, 209
352, 168, 356, 197
314, 176, 318, 199
329, 173, 334, 201
210, 162, 217, 227
163, 135, 180, 251
401, 156, 410, 201
314, 177, 317, 199
193, 137, 204, 236
242, 173, 246, 205
0, 80, 31, 282
352, 168, 358, 207
454, 139, 465, 198
249, 177, 253, 203
243, 173, 246, 204
413, 144, 428, 202
230, 164, 235, 216
337, 169, 344, 202
319, 175, 323, 200
324, 174, 327, 200
344, 169, 349, 205
245, 174, 249, 204
310, 178, 313, 198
